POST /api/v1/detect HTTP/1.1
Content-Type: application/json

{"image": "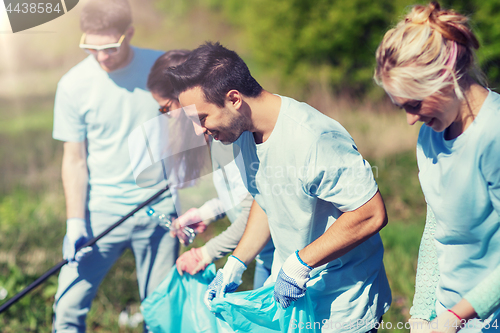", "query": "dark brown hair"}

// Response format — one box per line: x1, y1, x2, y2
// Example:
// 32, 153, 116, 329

148, 50, 211, 186
147, 50, 191, 98
165, 42, 263, 107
